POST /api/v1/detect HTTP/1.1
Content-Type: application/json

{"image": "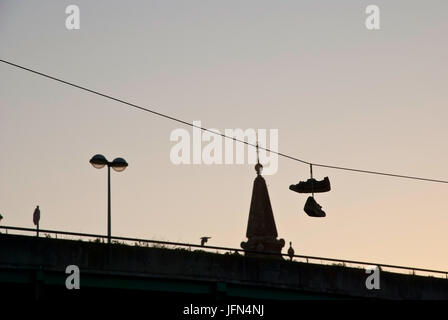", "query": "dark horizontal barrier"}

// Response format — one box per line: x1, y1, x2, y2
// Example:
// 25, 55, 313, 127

1, 225, 447, 279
